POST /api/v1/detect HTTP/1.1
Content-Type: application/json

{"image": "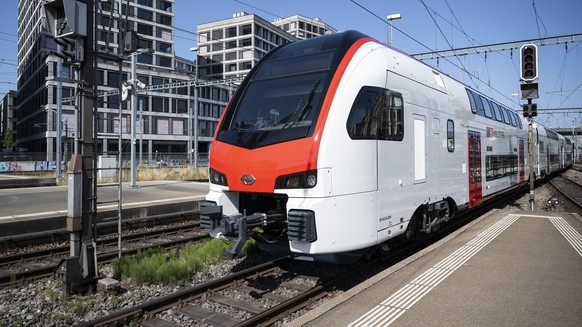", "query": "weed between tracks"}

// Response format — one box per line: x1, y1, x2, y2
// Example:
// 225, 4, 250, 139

112, 239, 258, 285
